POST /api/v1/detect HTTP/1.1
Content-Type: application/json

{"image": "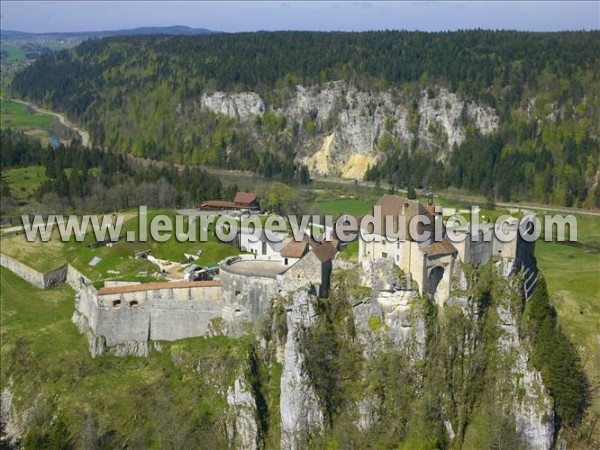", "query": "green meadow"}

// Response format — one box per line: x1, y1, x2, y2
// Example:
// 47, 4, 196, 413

0, 42, 26, 63
1, 165, 47, 201
316, 199, 372, 216
0, 266, 254, 447
0, 99, 55, 131
0, 209, 241, 283
536, 240, 600, 428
